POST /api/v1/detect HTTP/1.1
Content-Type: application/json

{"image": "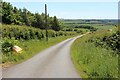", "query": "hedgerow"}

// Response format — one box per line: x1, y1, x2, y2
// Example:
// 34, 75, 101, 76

1, 24, 77, 54
88, 31, 120, 54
